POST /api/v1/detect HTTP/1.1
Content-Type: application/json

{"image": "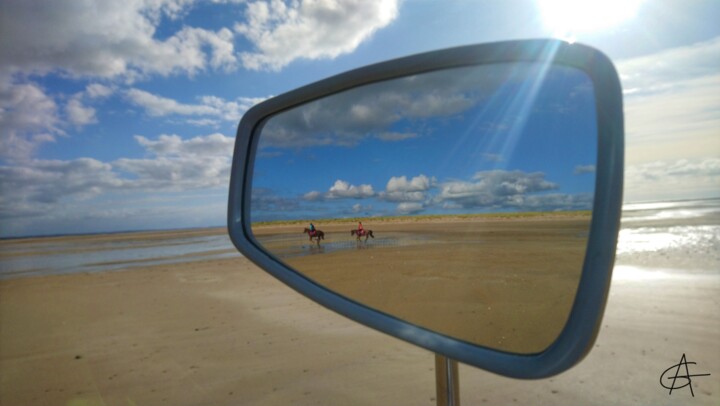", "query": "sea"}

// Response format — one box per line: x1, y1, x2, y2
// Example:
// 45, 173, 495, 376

1, 198, 718, 281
